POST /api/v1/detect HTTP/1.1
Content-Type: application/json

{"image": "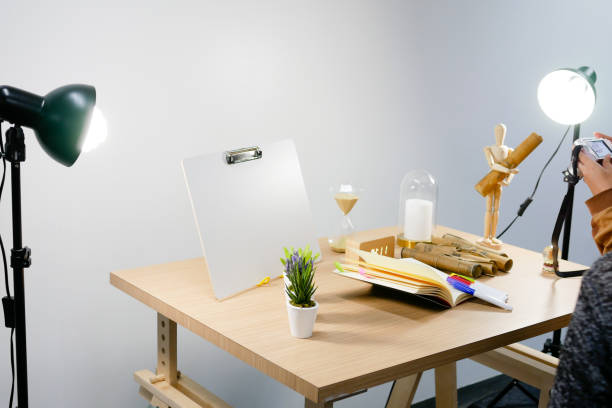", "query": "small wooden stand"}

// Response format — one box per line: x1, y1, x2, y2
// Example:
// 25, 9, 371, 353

135, 313, 232, 408
345, 234, 395, 265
